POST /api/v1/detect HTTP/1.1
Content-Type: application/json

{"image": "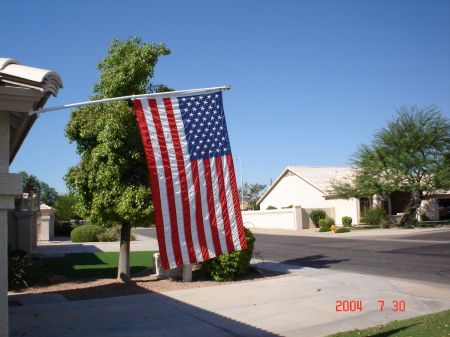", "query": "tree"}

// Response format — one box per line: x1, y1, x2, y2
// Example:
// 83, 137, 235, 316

19, 171, 59, 206
65, 37, 171, 282
239, 182, 266, 210
331, 105, 450, 226
53, 194, 82, 223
